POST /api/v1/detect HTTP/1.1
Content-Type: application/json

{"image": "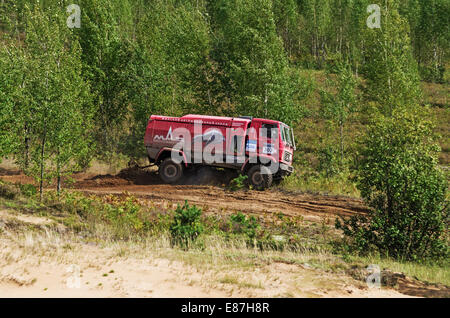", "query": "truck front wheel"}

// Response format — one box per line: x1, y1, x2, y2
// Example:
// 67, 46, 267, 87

159, 158, 184, 184
247, 165, 273, 190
